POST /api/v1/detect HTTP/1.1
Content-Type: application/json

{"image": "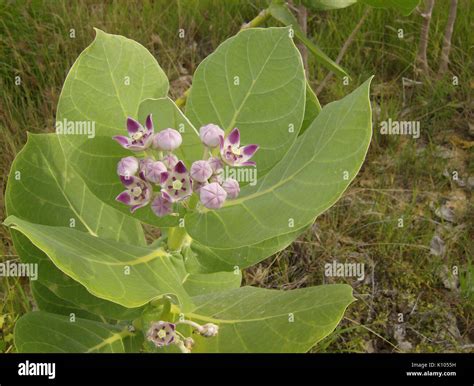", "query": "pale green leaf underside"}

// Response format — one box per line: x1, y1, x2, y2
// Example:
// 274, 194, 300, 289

185, 78, 373, 249
14, 311, 141, 353
185, 224, 308, 273
5, 133, 146, 320
4, 216, 193, 310
56, 28, 175, 227
186, 27, 306, 175
177, 285, 355, 353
